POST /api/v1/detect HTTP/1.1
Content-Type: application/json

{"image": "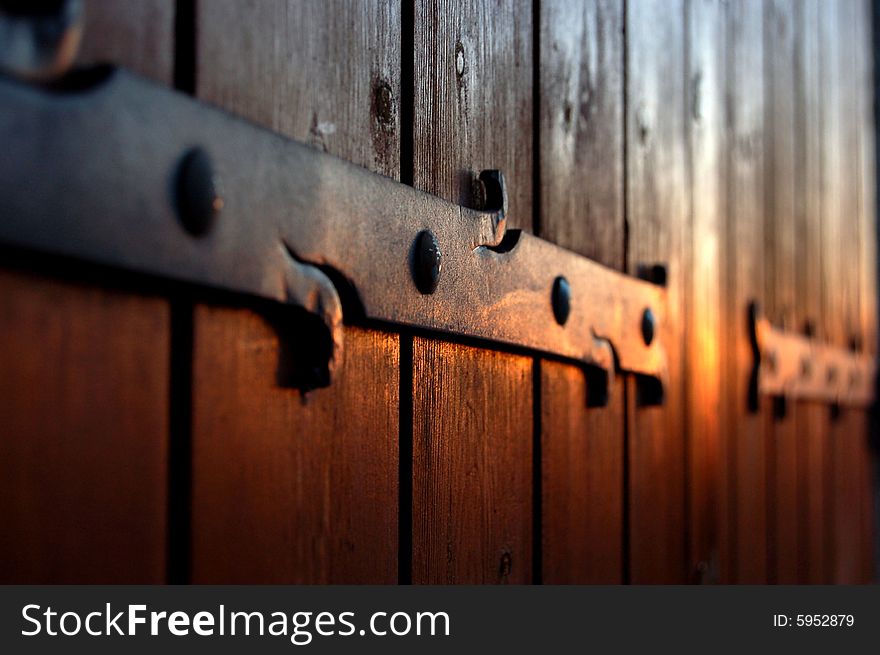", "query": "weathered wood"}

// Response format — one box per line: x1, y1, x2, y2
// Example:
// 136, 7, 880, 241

412, 338, 532, 584
763, 0, 799, 584
825, 0, 876, 584
793, 0, 829, 584
77, 0, 174, 83
192, 0, 401, 582
197, 0, 400, 178
411, 0, 534, 583
541, 366, 624, 583
413, 0, 532, 230
625, 0, 687, 583
191, 312, 398, 583
538, 0, 625, 584
538, 0, 624, 268
686, 0, 726, 583
724, 0, 767, 583
0, 269, 168, 582
0, 0, 173, 584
